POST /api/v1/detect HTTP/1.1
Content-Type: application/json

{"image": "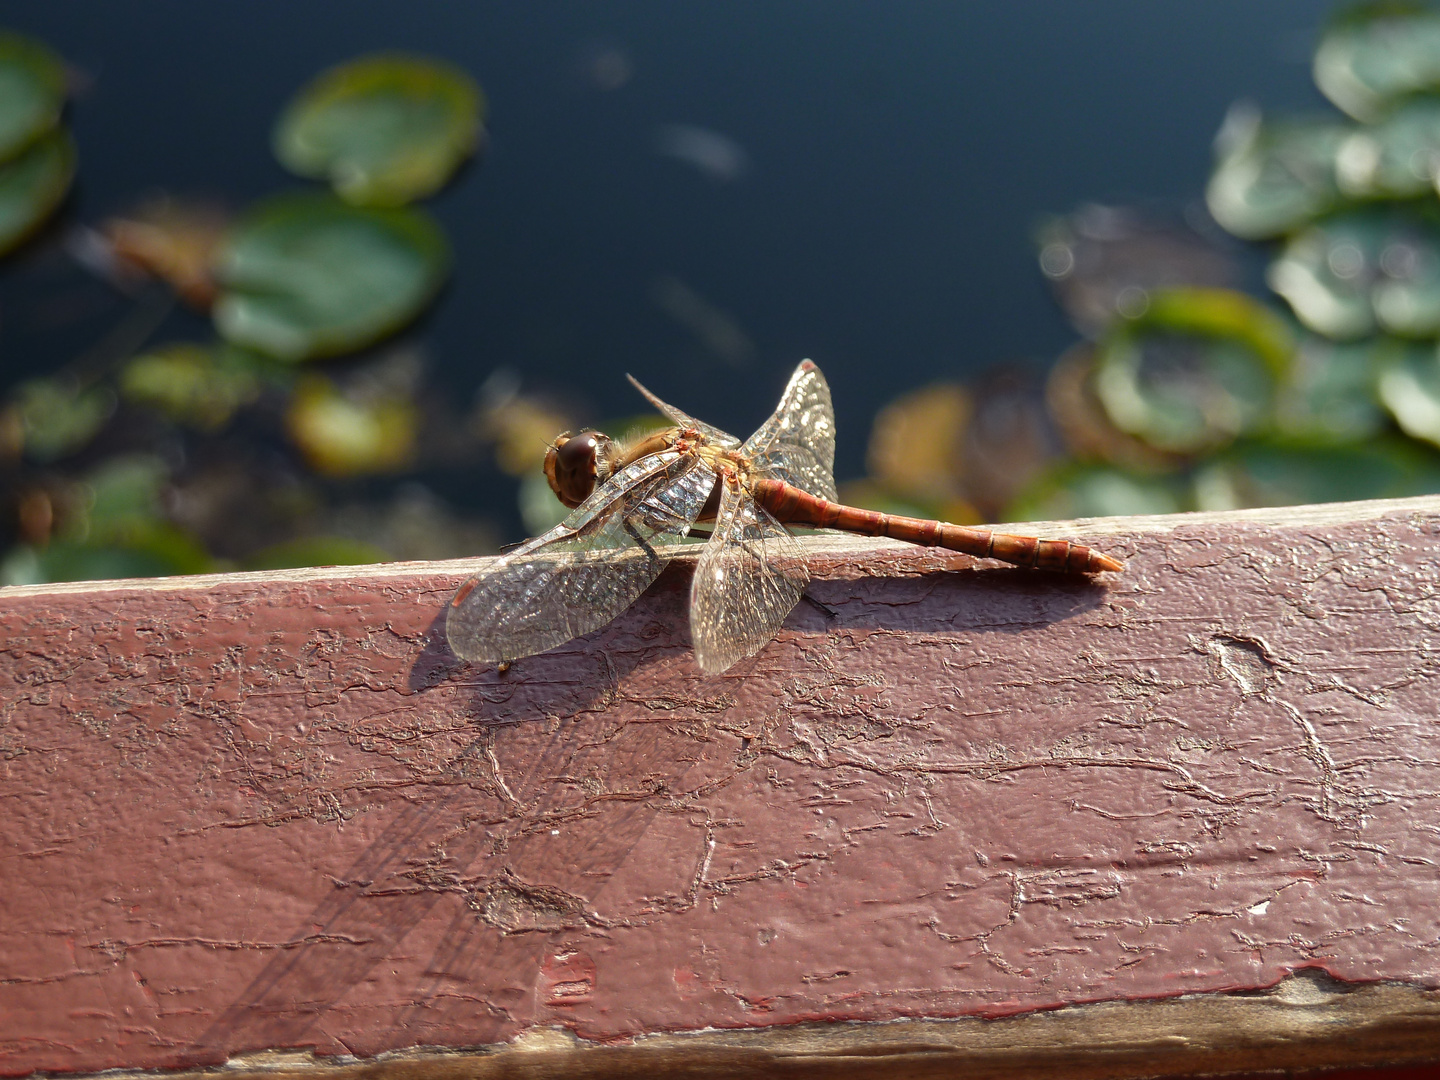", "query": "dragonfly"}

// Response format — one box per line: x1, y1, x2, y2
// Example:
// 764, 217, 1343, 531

447, 360, 1123, 674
